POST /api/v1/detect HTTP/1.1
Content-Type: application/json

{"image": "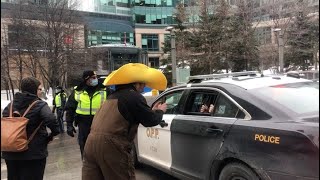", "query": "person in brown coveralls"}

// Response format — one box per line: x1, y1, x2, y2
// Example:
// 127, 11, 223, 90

82, 63, 168, 180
